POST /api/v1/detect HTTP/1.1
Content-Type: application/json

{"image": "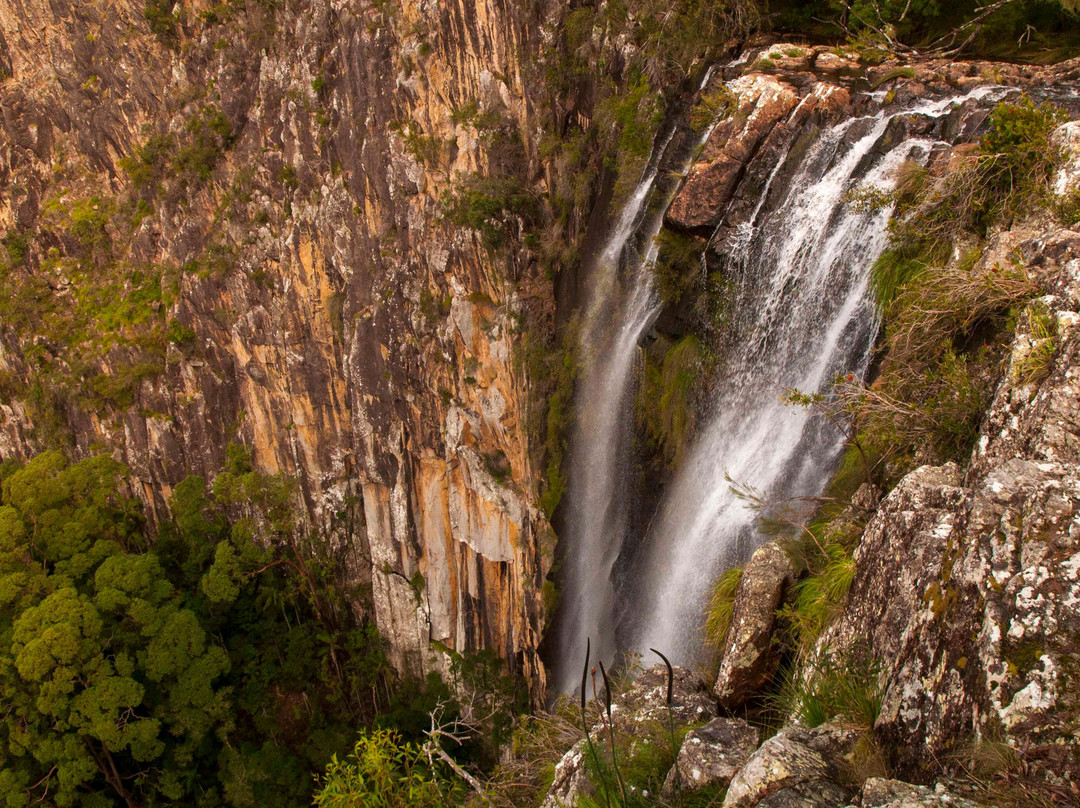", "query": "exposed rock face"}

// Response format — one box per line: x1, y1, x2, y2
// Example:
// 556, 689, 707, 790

722, 723, 860, 808
661, 717, 760, 797
713, 541, 797, 708
543, 665, 715, 808
816, 224, 1080, 779
666, 72, 798, 231
0, 0, 558, 697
